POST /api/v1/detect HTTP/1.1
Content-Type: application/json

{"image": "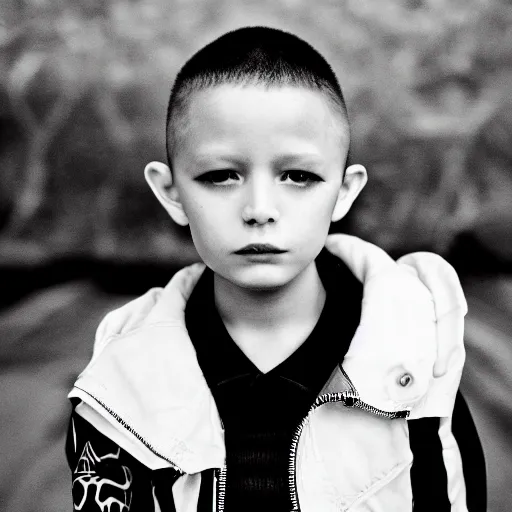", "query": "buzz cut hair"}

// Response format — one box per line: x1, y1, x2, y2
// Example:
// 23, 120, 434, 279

166, 26, 351, 169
